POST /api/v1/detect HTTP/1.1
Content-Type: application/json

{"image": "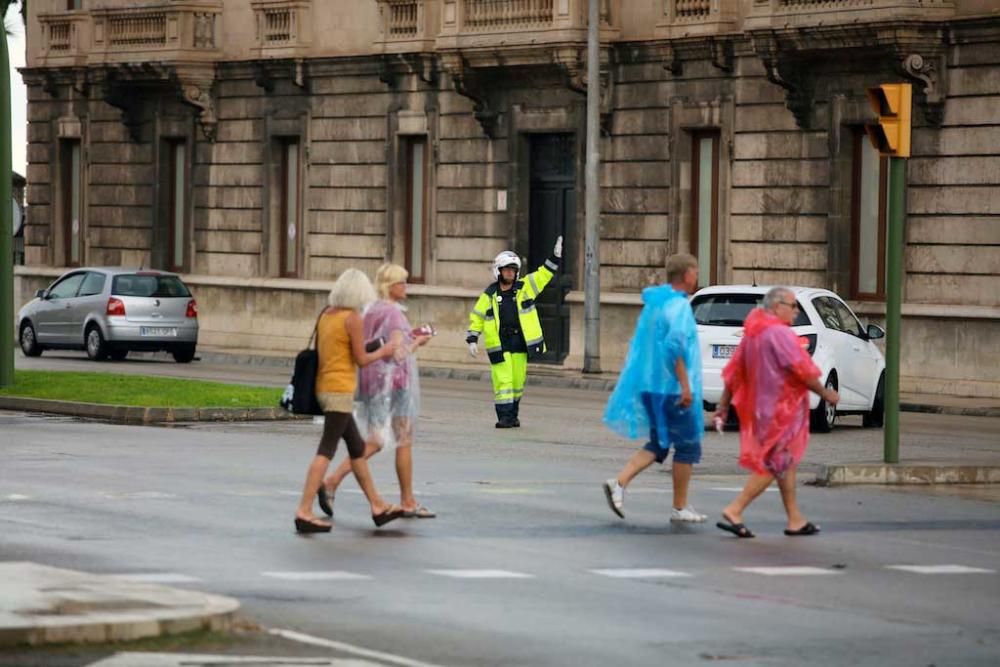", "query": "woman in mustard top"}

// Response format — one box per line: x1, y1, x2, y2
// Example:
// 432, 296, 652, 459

294, 269, 403, 533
